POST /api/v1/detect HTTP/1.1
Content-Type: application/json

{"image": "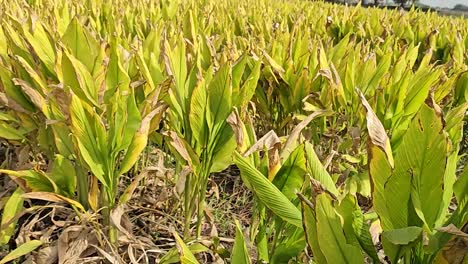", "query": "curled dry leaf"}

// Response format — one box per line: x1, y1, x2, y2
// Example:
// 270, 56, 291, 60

90, 244, 120, 264
12, 78, 46, 113
0, 92, 29, 113
34, 242, 58, 264
436, 224, 468, 239
424, 89, 444, 126
22, 192, 86, 213
227, 108, 244, 150
369, 219, 382, 246
119, 170, 149, 205
356, 88, 394, 168
281, 110, 331, 160
165, 131, 193, 166
58, 226, 97, 264
110, 205, 133, 238
243, 130, 280, 157
175, 166, 192, 196
243, 130, 281, 178
49, 87, 71, 119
